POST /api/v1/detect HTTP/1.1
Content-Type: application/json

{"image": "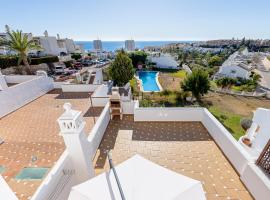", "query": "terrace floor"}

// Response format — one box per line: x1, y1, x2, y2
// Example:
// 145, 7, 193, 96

0, 89, 103, 200
93, 115, 253, 200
